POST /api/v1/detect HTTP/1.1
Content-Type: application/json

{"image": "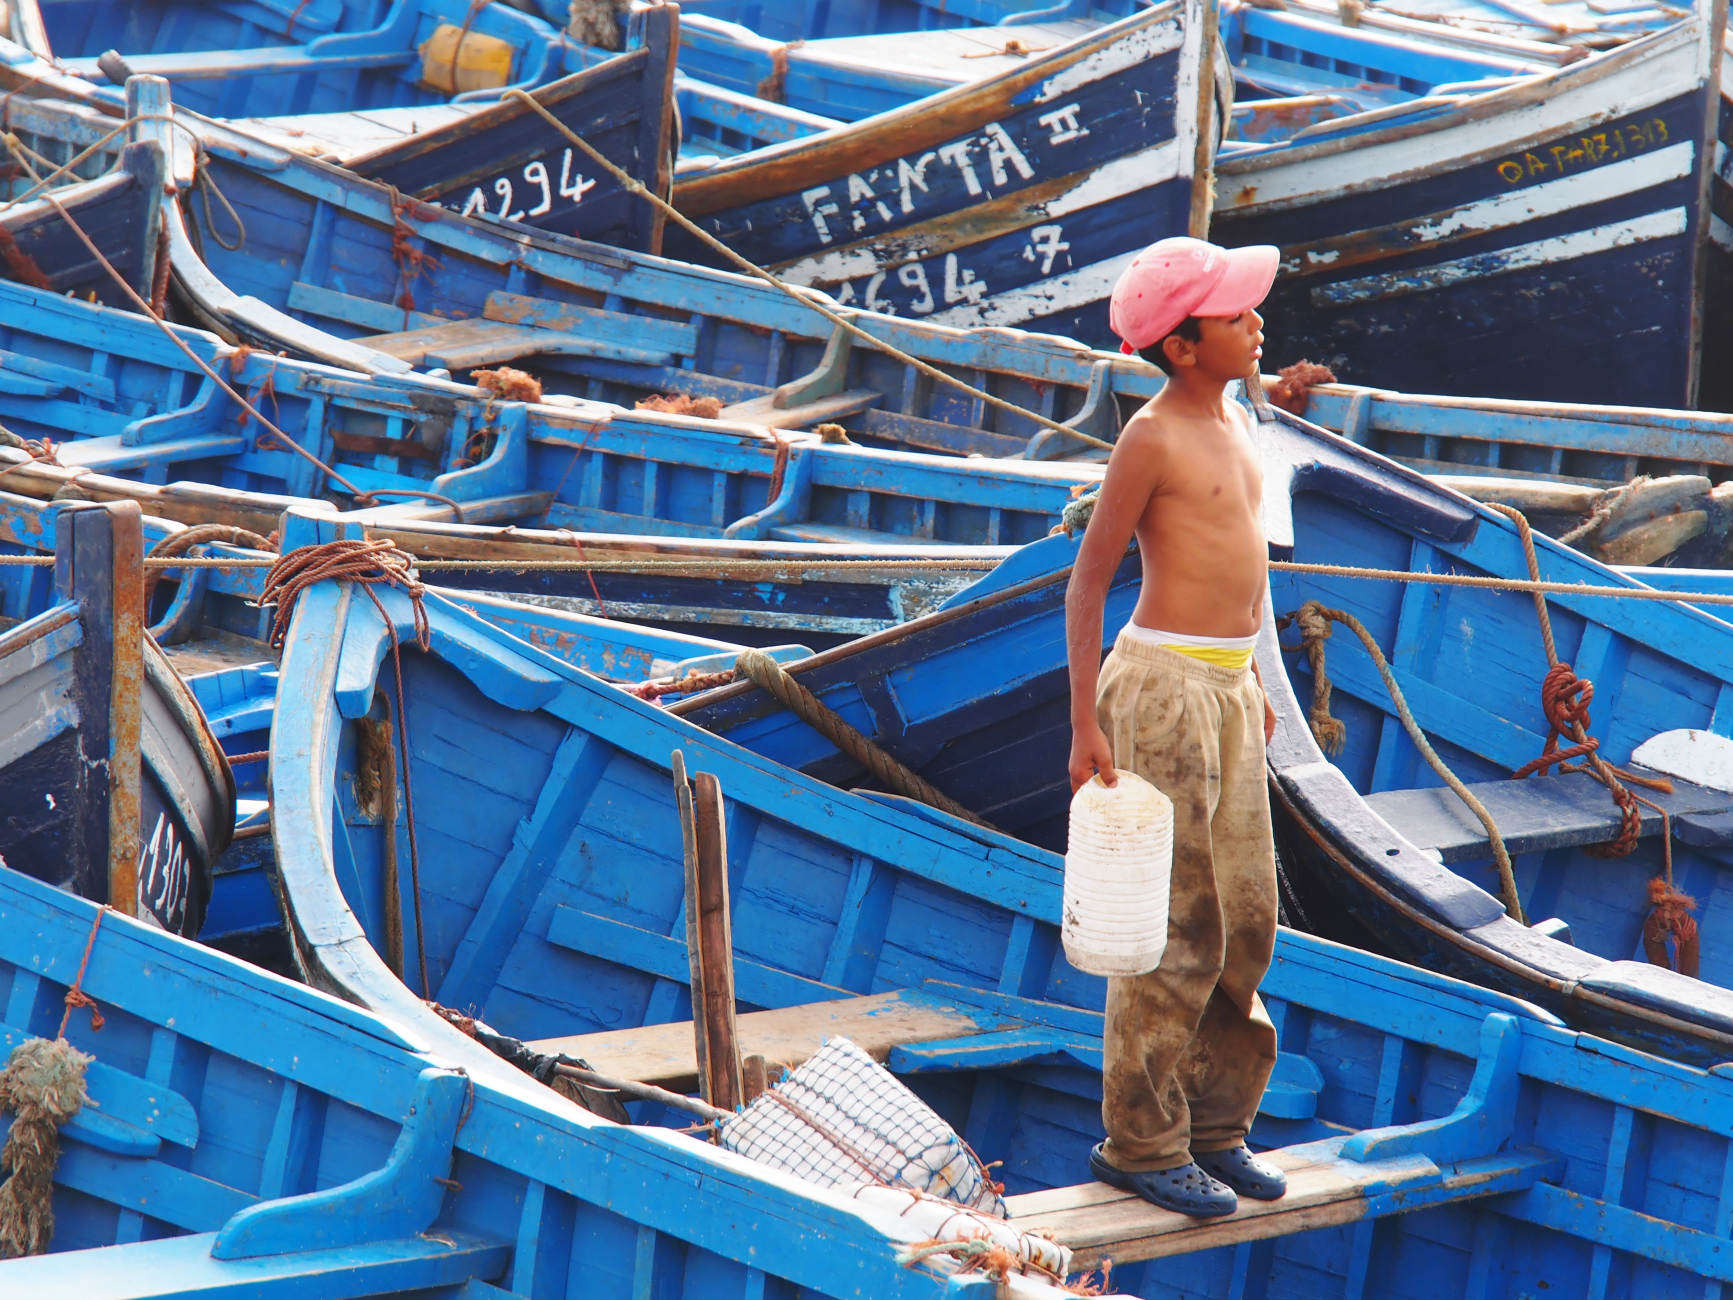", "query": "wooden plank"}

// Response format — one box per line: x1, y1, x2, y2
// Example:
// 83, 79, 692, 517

676, 755, 744, 1113
718, 388, 884, 430
528, 991, 989, 1091
1008, 1143, 1554, 1267
356, 317, 675, 369
1366, 770, 1733, 861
